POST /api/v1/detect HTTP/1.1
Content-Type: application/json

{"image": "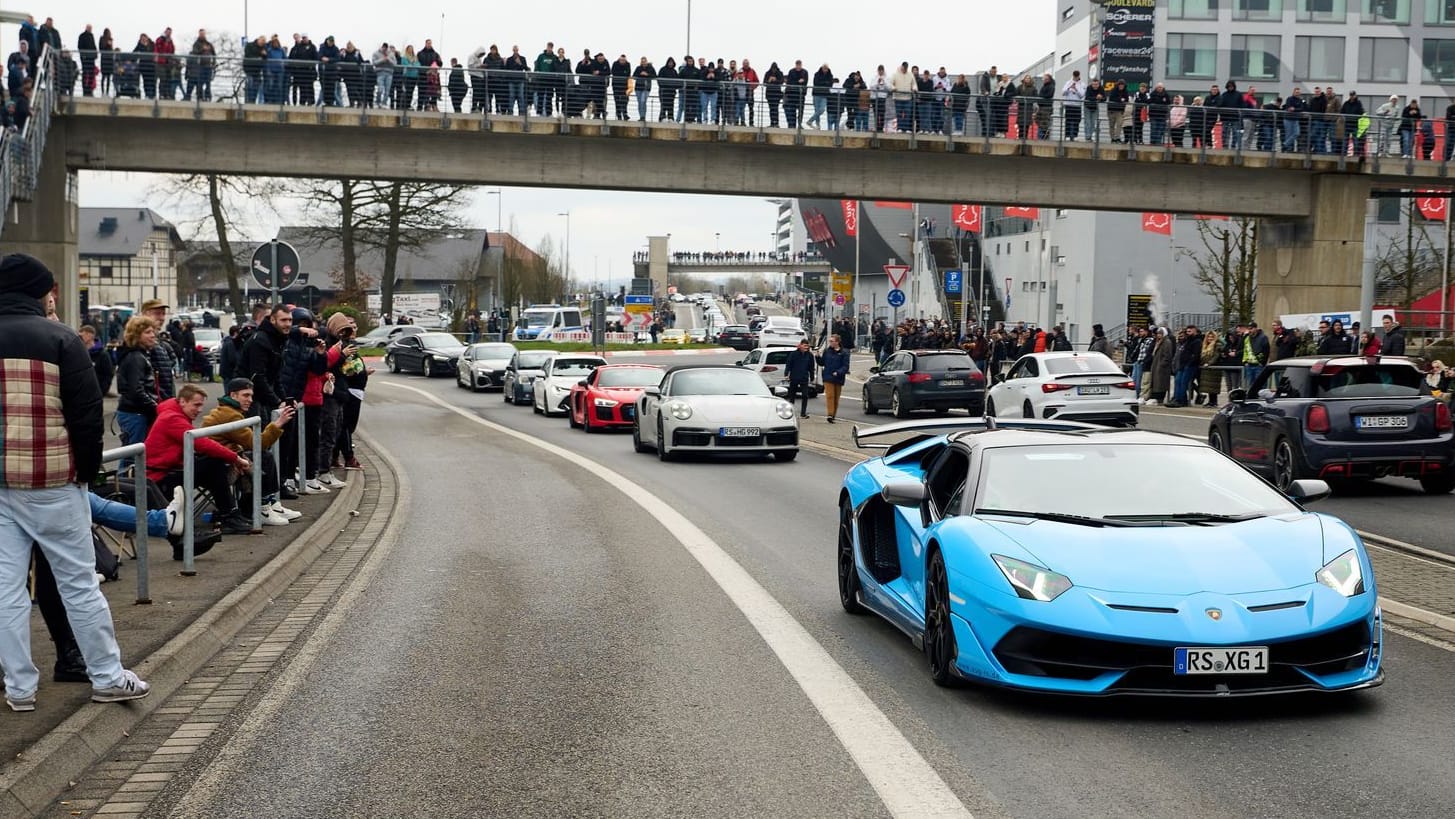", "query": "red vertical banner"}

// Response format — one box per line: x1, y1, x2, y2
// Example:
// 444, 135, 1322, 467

1003, 206, 1040, 219
951, 204, 982, 233
1141, 212, 1173, 235
840, 200, 858, 237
